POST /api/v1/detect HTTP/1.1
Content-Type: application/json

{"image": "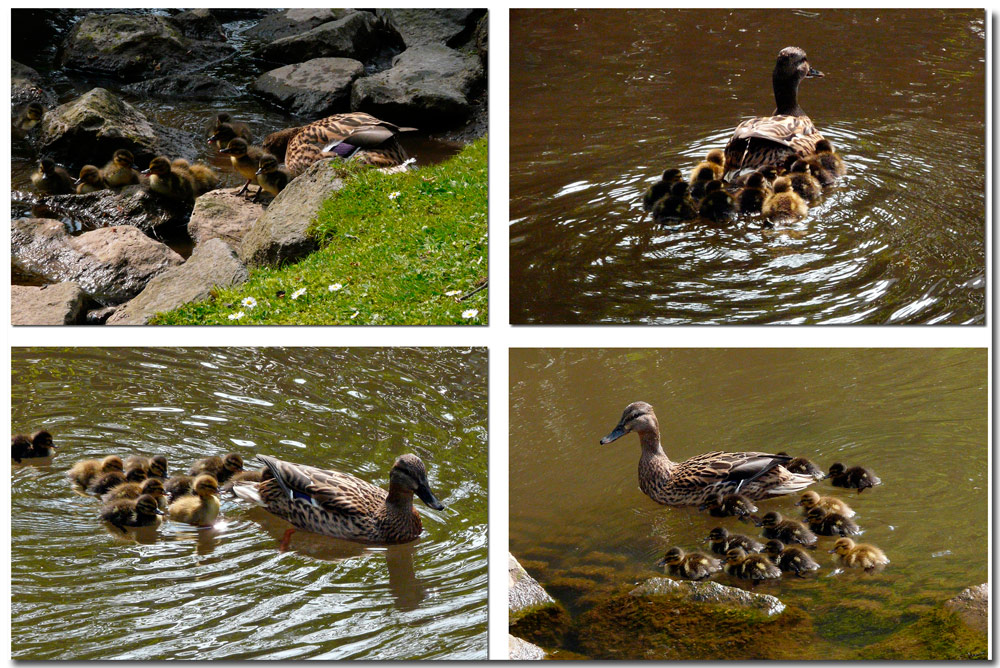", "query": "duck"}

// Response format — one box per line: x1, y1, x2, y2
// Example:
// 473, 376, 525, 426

188, 453, 244, 484
643, 168, 683, 211
125, 455, 168, 479
232, 453, 446, 545
100, 149, 140, 187
762, 176, 808, 224
724, 47, 826, 180
167, 474, 221, 527
170, 158, 218, 196
14, 102, 44, 133
88, 464, 146, 497
690, 149, 725, 184
698, 491, 758, 520
764, 539, 820, 576
698, 180, 736, 223
812, 139, 846, 178
705, 526, 764, 556
74, 165, 106, 194
805, 506, 860, 537
829, 537, 889, 573
655, 546, 721, 580
755, 511, 817, 547
208, 114, 253, 151
164, 474, 195, 503
254, 153, 291, 202
776, 453, 824, 479
102, 477, 167, 509
220, 467, 266, 494
723, 547, 782, 584
688, 165, 716, 202
142, 156, 194, 204
795, 490, 855, 518
826, 463, 881, 492
267, 112, 416, 176
31, 158, 75, 195
599, 402, 816, 505
67, 455, 124, 490
11, 430, 56, 462
735, 171, 769, 214
101, 493, 165, 533
787, 159, 822, 201
651, 181, 697, 222
219, 138, 265, 197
